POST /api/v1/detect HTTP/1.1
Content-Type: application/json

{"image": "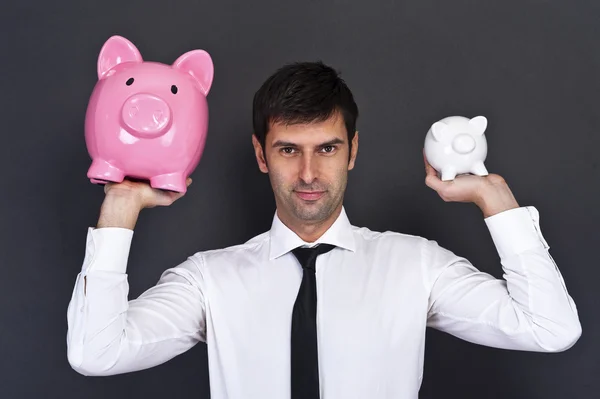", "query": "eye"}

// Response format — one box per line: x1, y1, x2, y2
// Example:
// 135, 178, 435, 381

171, 85, 178, 94
126, 78, 134, 86
281, 147, 295, 154
322, 145, 336, 153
